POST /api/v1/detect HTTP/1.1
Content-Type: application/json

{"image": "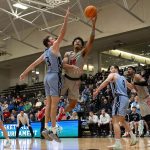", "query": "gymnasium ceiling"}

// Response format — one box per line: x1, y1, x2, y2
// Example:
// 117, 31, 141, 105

0, 0, 150, 69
